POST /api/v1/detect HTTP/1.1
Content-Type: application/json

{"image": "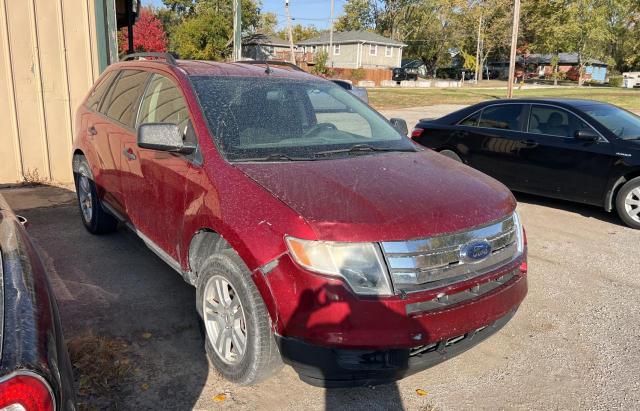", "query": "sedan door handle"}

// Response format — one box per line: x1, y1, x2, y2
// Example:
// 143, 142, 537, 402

519, 139, 538, 148
88, 126, 97, 136
122, 148, 137, 161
